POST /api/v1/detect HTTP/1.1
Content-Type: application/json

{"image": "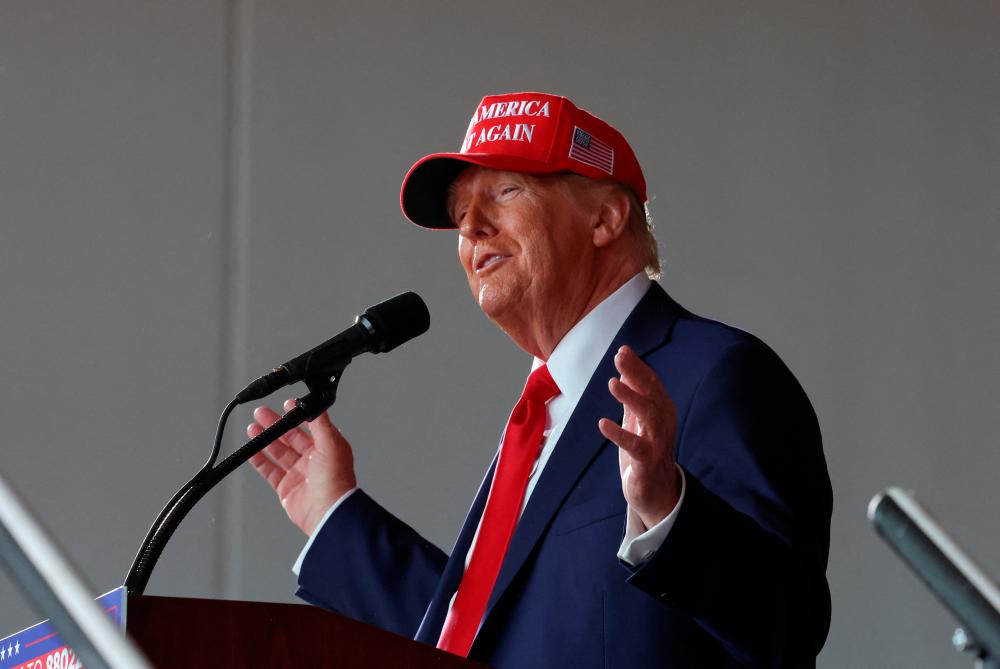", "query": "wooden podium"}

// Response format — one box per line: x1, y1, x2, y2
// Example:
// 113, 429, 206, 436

126, 594, 489, 668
